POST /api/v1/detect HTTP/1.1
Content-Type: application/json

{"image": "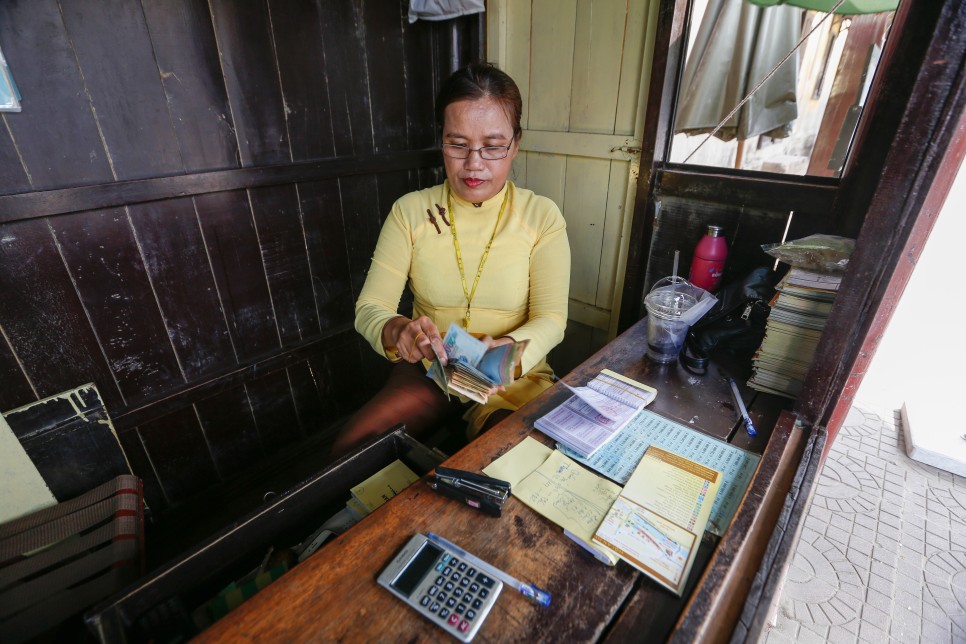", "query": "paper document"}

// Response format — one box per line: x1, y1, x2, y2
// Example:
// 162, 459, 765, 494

592, 446, 721, 595
350, 459, 420, 513
783, 267, 843, 292
558, 409, 760, 536
0, 414, 56, 524
481, 436, 552, 487
534, 370, 657, 458
483, 437, 620, 565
